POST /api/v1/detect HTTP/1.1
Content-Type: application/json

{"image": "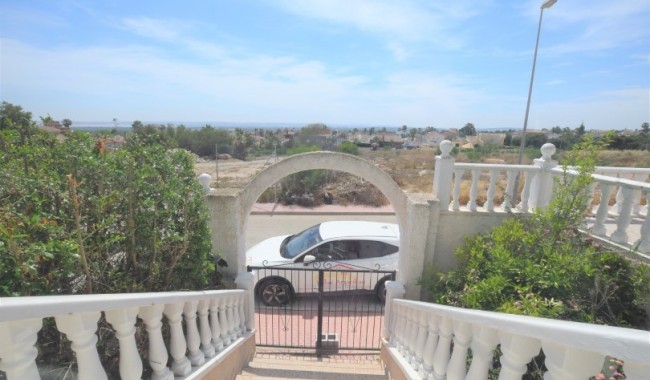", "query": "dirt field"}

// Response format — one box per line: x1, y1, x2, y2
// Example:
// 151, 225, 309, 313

194, 155, 285, 188
193, 148, 438, 193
